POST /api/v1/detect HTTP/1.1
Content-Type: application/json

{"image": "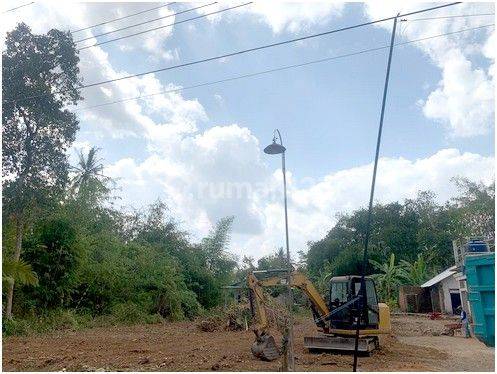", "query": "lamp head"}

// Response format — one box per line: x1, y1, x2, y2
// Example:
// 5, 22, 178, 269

264, 141, 286, 155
